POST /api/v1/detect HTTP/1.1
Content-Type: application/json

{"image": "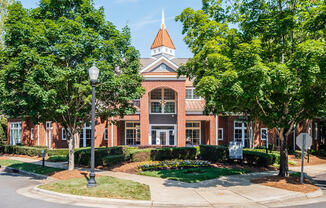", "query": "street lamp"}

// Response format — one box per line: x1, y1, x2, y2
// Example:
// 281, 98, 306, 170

87, 62, 99, 188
